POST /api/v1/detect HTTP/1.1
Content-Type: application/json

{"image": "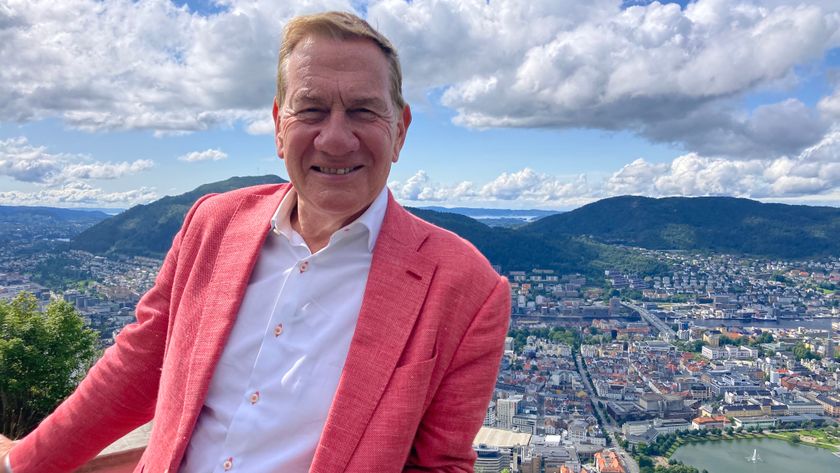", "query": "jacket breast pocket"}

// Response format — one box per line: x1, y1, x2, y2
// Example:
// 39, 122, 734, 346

367, 351, 439, 451
391, 350, 437, 389
385, 351, 438, 413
